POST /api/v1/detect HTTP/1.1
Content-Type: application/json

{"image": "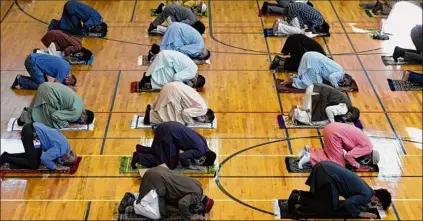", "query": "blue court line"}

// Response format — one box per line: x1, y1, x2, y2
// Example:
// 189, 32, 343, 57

84, 201, 92, 221
99, 71, 122, 155
328, 0, 407, 155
